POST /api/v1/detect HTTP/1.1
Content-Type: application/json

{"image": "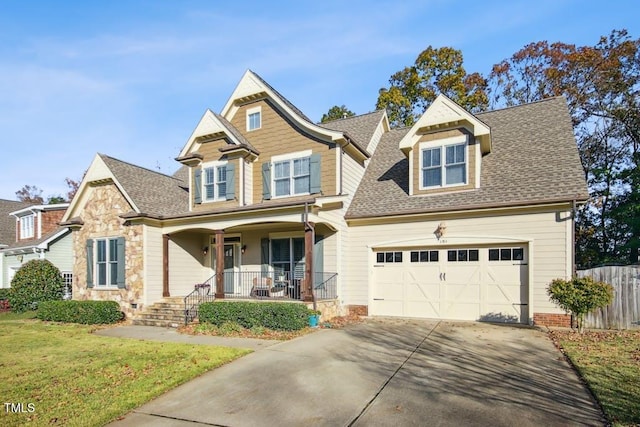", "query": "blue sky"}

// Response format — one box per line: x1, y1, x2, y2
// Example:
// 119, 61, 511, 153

0, 0, 637, 200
